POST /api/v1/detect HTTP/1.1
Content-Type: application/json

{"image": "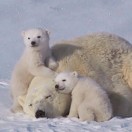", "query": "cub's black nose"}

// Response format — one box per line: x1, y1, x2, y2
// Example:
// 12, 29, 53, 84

35, 110, 45, 118
31, 41, 36, 46
55, 84, 59, 90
